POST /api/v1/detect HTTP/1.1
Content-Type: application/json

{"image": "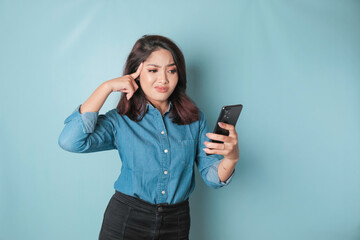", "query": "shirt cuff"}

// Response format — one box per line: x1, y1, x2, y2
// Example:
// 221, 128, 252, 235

64, 104, 99, 133
206, 160, 235, 187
